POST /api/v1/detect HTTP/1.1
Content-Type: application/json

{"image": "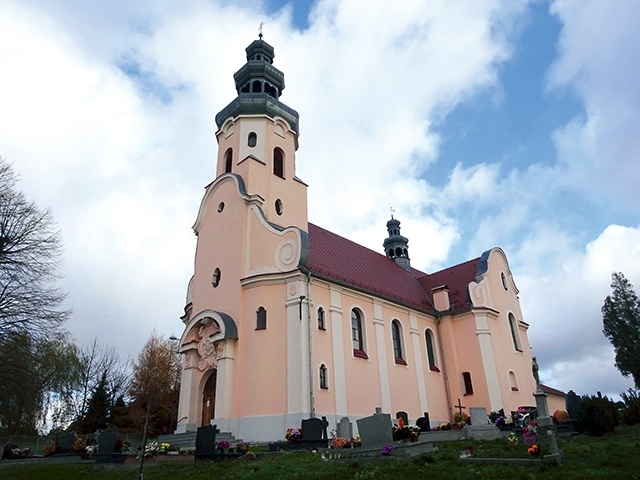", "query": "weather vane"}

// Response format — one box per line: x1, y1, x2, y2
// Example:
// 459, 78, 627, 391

259, 22, 264, 39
